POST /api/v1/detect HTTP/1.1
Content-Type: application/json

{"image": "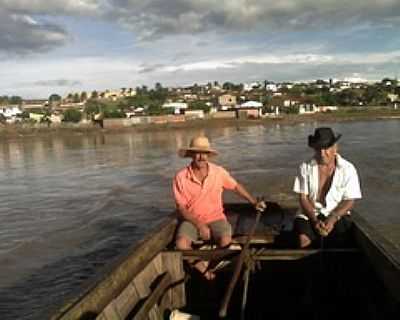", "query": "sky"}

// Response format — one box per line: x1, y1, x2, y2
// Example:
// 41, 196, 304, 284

1, 0, 400, 99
